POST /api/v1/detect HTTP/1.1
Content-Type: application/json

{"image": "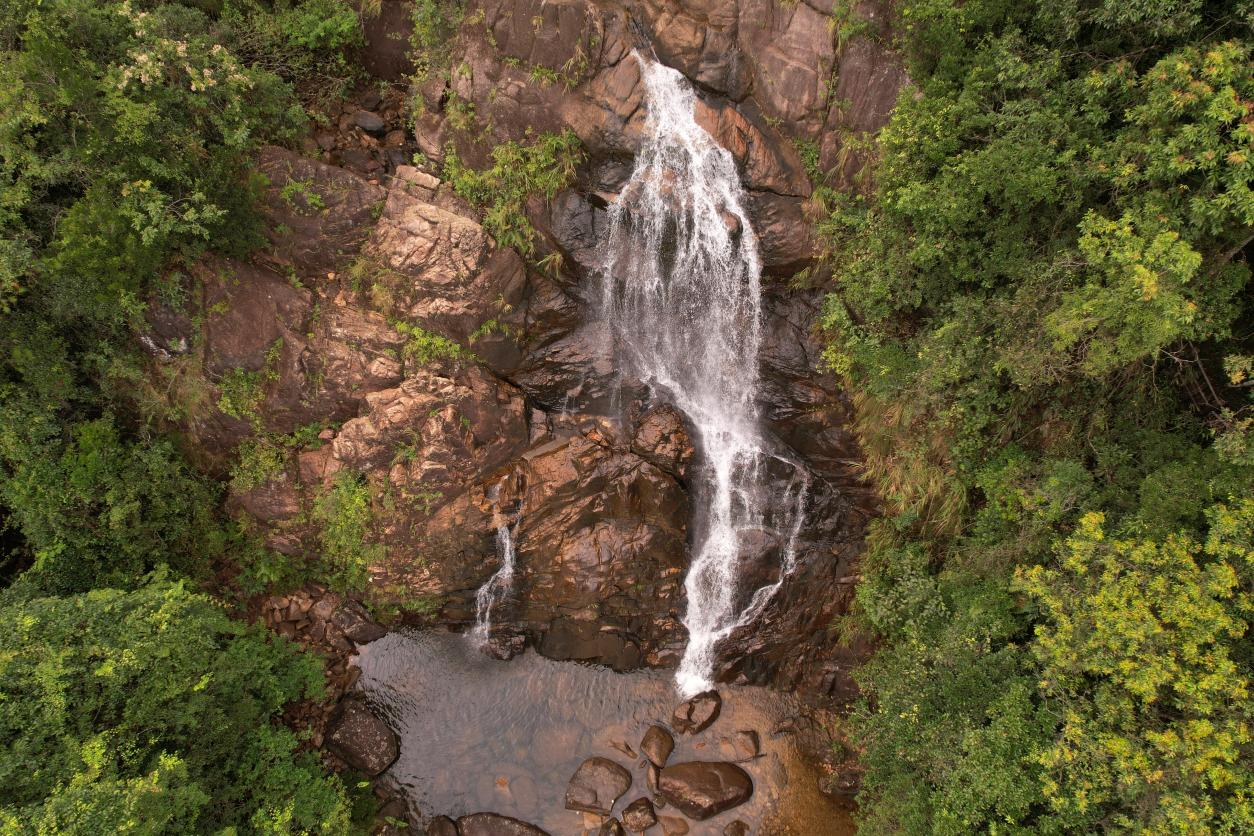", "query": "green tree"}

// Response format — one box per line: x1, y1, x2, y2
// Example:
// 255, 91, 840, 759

0, 573, 351, 833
